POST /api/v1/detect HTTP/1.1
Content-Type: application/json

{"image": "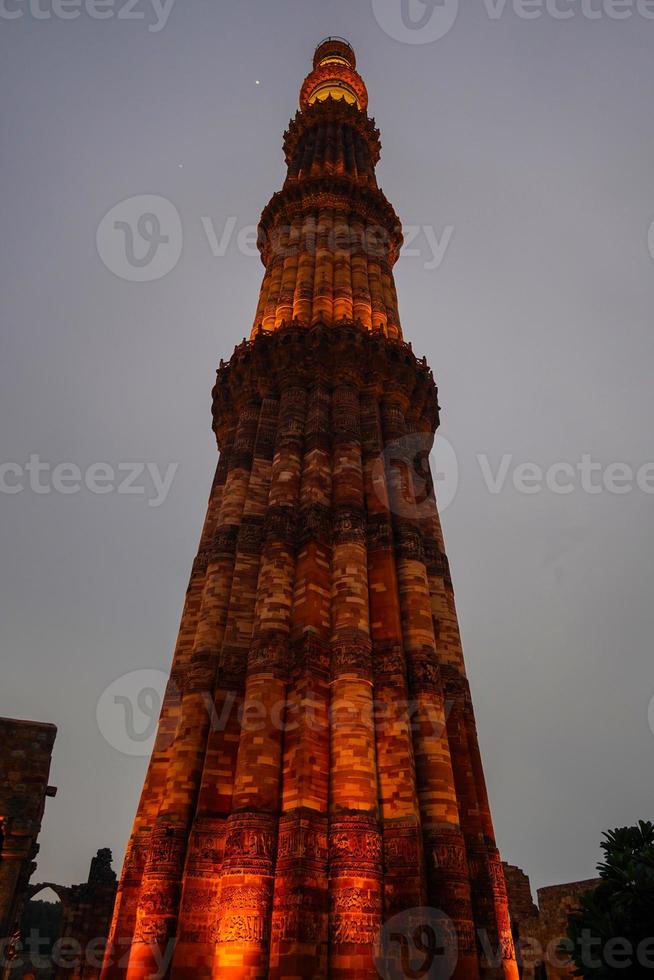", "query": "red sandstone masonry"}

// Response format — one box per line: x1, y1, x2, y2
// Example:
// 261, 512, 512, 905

120, 404, 260, 980
170, 398, 280, 979
268, 384, 332, 980
102, 38, 517, 980
212, 387, 308, 980
503, 867, 601, 980
328, 383, 383, 980
360, 392, 425, 918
